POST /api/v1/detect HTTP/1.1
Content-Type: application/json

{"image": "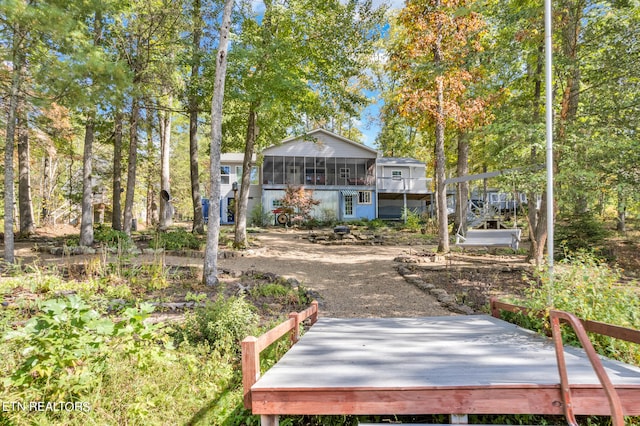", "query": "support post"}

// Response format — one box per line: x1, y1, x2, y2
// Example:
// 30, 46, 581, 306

241, 336, 259, 409
260, 415, 279, 426
451, 414, 468, 424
